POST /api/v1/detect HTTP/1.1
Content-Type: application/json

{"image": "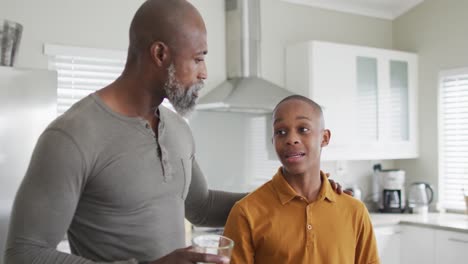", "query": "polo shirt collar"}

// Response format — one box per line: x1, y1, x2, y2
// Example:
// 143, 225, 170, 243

272, 167, 336, 205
